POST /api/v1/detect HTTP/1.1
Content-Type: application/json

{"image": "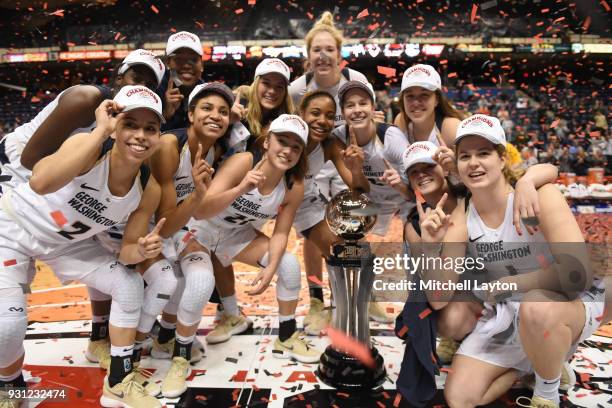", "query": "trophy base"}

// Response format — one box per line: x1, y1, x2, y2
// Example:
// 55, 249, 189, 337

316, 345, 386, 389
